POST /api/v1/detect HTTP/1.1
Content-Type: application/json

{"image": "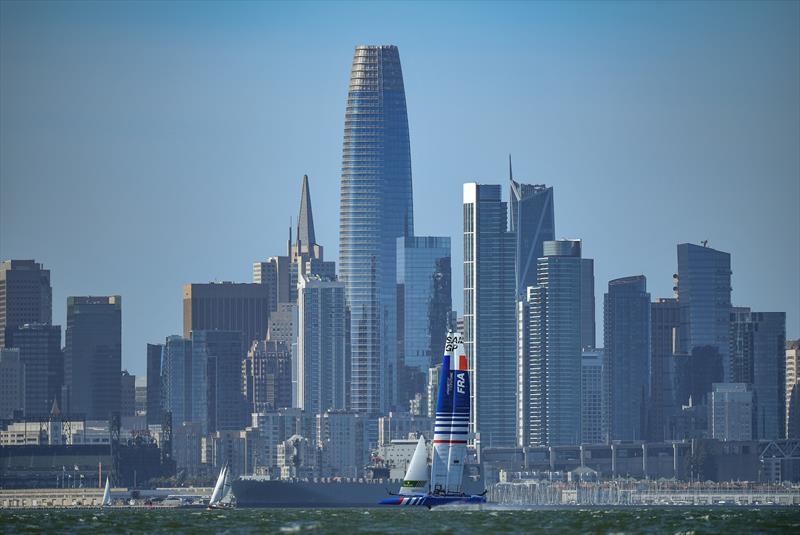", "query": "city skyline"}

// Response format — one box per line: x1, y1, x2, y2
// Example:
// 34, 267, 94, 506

2, 1, 799, 376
